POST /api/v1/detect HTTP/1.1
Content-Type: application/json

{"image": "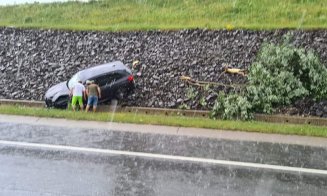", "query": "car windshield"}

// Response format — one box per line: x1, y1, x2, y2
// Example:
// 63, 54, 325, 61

67, 72, 81, 89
